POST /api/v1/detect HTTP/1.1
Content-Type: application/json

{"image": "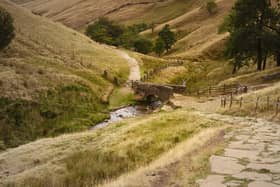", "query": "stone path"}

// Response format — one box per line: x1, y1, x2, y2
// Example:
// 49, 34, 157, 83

197, 113, 280, 187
